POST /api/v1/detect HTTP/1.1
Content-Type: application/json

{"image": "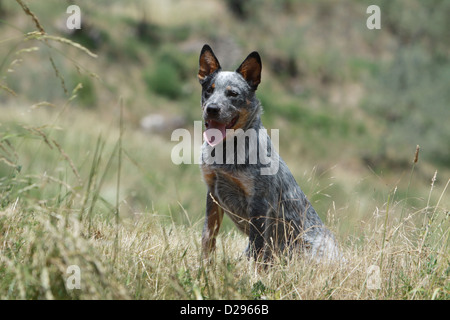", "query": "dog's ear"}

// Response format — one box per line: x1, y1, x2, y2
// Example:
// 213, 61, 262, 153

198, 44, 221, 84
236, 51, 262, 90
